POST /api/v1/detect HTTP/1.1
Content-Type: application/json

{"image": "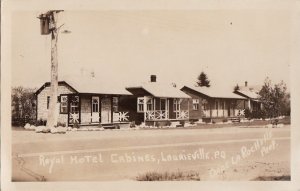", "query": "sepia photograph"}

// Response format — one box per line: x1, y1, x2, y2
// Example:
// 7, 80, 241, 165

2, 0, 300, 190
